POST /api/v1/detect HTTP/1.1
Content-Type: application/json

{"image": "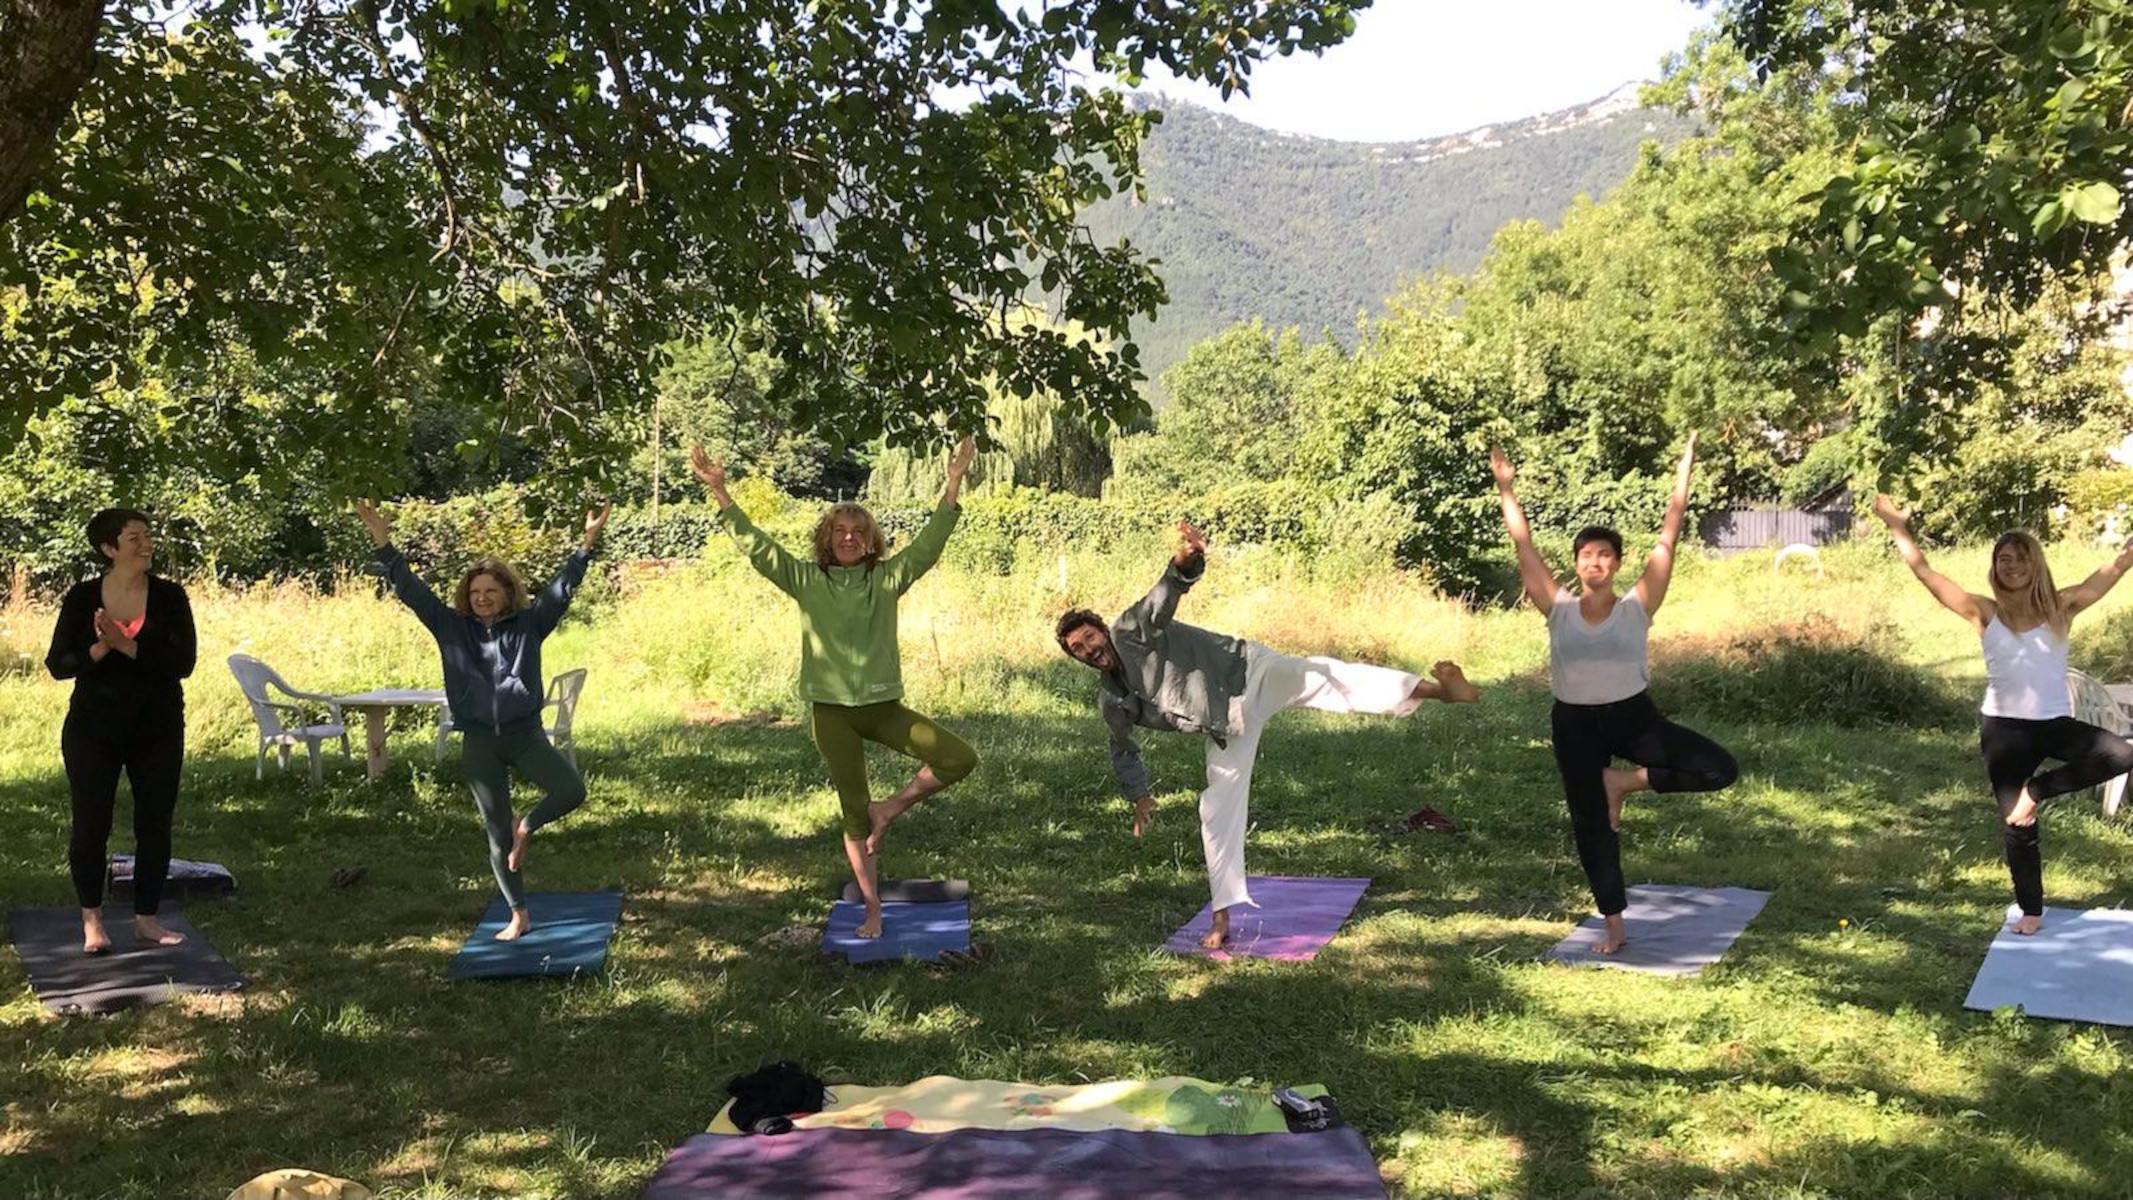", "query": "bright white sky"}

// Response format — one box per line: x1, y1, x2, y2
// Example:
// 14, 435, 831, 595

1131, 0, 1715, 142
